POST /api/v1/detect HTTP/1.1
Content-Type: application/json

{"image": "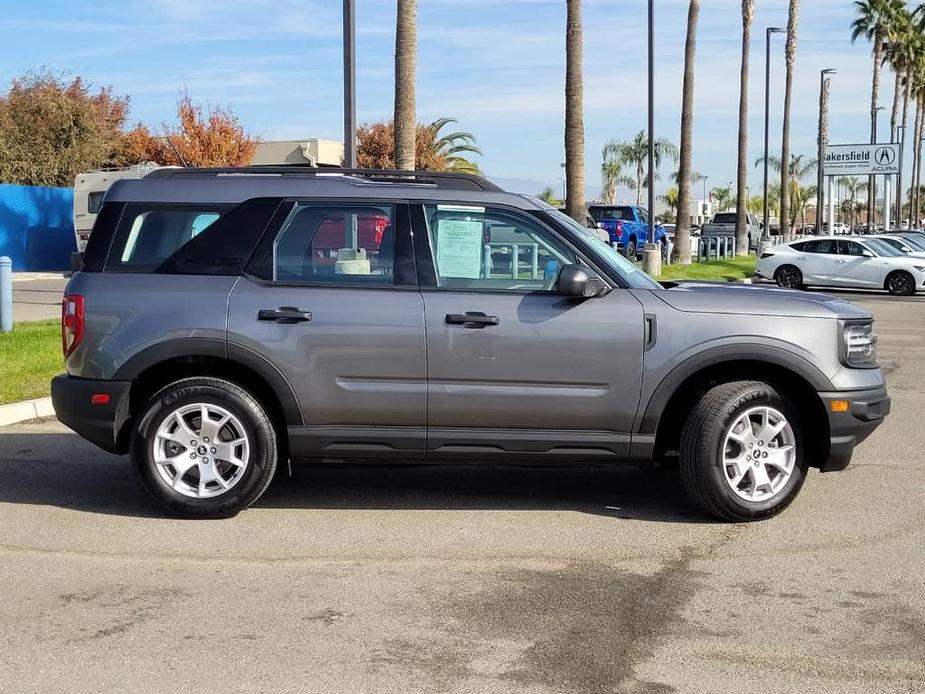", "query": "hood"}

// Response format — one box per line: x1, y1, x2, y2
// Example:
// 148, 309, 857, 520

655, 281, 872, 320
